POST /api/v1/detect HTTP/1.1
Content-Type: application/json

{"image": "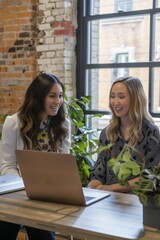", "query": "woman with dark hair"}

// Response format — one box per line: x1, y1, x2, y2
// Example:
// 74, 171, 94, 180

88, 76, 160, 192
0, 72, 71, 239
